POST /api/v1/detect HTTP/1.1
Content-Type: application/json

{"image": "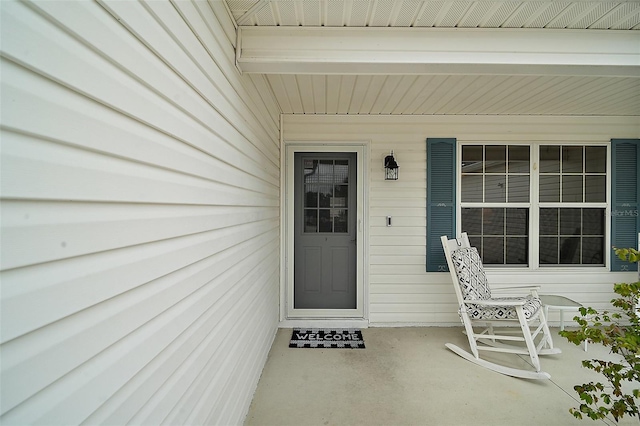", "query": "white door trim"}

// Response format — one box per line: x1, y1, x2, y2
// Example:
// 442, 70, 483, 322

282, 142, 368, 321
